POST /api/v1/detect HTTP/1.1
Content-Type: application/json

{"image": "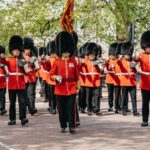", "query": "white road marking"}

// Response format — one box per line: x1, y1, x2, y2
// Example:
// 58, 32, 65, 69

0, 142, 15, 150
